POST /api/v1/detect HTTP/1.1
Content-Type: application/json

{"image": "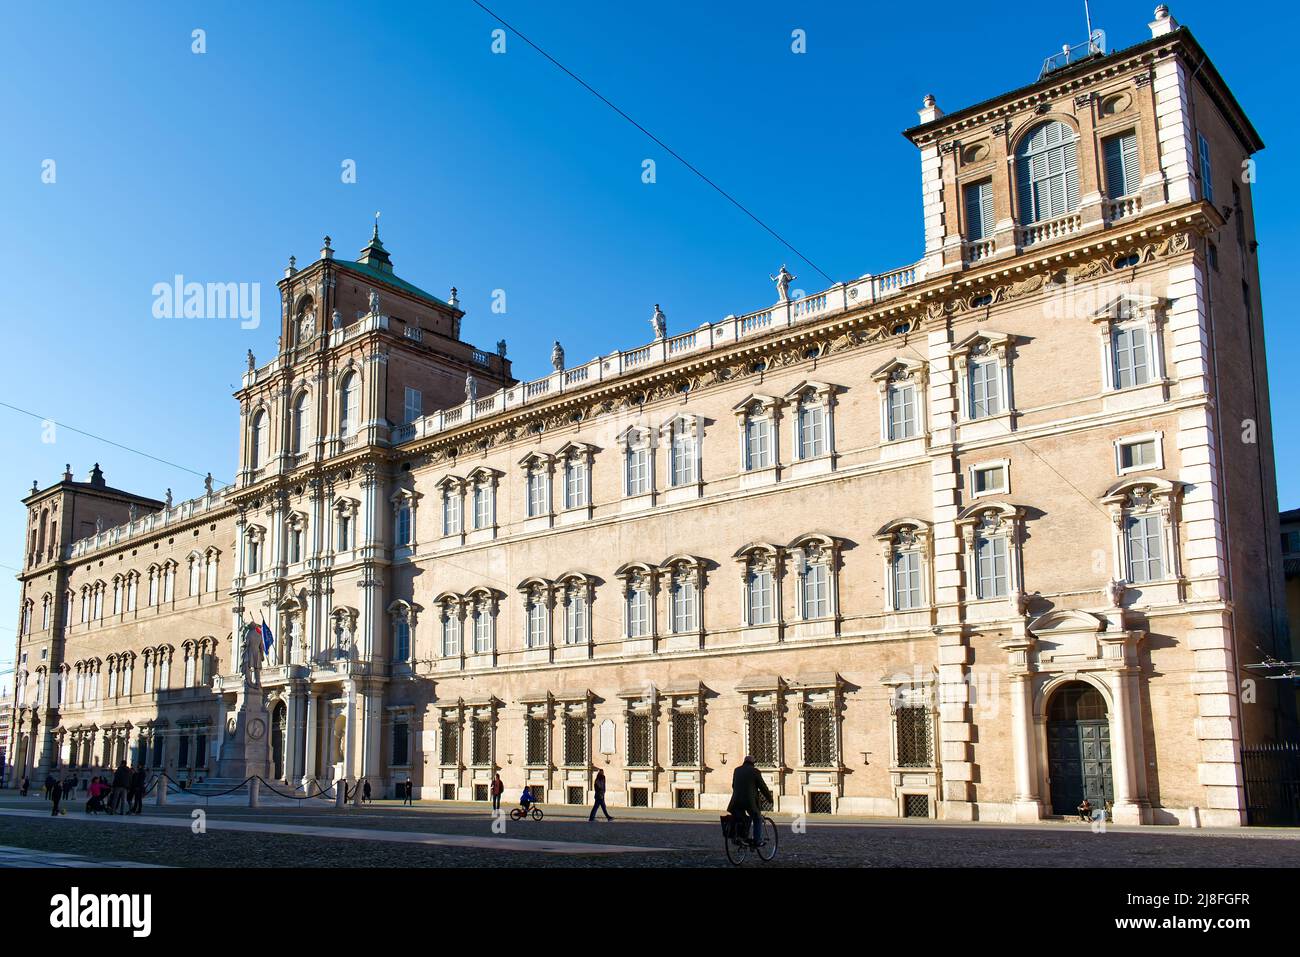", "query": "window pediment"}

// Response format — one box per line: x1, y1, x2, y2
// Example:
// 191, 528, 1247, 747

871, 359, 924, 383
